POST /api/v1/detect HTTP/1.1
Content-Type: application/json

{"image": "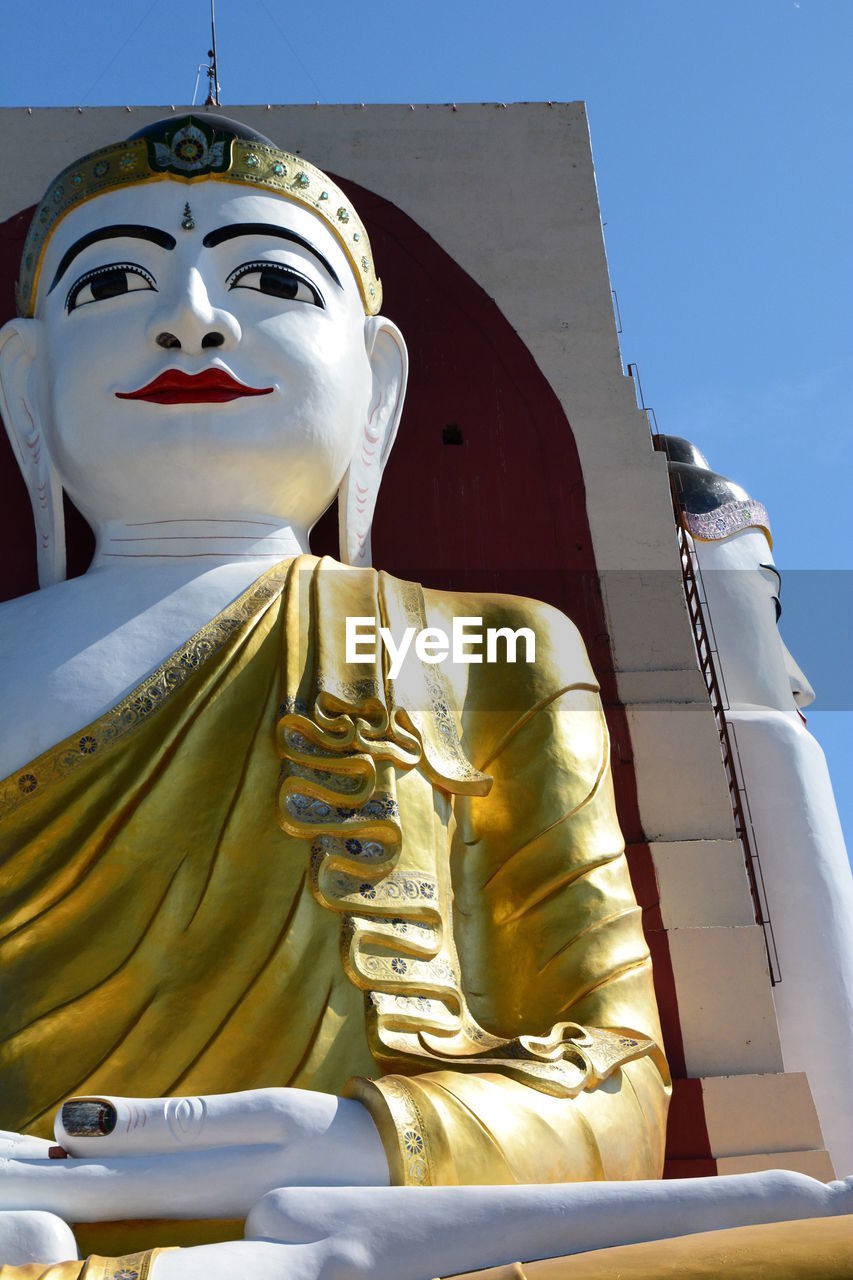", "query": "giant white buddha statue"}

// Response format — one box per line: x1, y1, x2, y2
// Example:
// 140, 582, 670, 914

0, 110, 670, 1272
0, 116, 850, 1280
660, 435, 853, 1179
